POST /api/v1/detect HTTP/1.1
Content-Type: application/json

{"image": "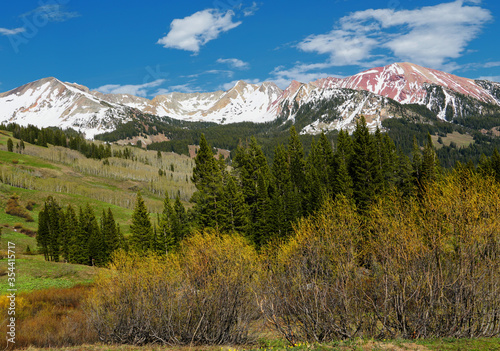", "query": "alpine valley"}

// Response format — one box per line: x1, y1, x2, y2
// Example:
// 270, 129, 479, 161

1, 62, 500, 150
